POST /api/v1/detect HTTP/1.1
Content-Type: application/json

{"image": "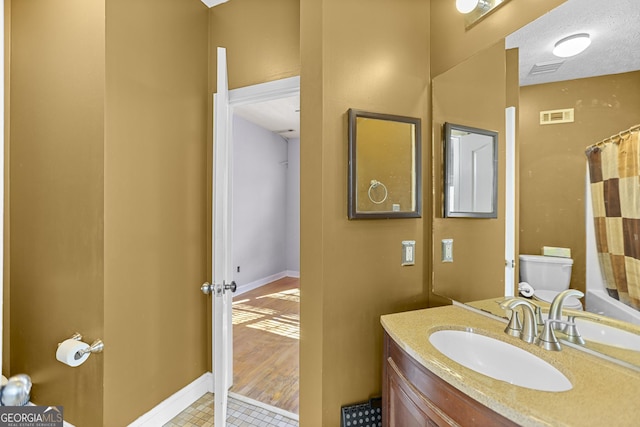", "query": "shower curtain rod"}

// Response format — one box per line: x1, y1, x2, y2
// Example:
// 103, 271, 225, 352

588, 123, 640, 149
